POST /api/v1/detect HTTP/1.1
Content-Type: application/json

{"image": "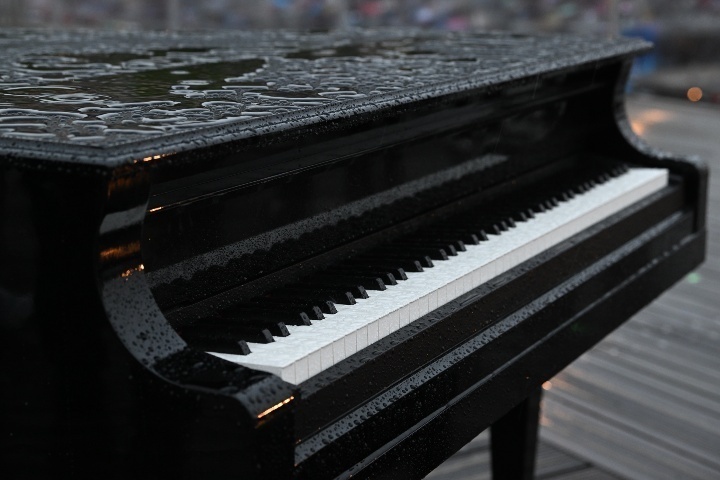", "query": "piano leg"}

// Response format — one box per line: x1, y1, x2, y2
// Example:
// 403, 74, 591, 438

490, 388, 543, 480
